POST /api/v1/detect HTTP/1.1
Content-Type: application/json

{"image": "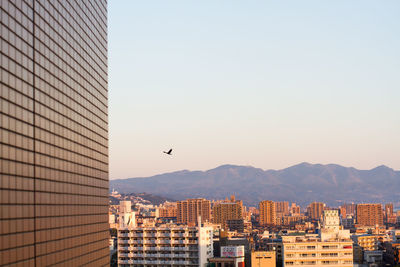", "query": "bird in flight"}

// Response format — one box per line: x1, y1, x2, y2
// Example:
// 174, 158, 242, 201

163, 149, 172, 155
